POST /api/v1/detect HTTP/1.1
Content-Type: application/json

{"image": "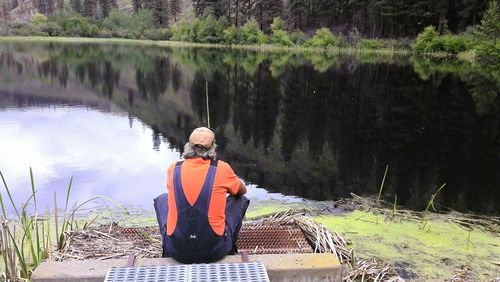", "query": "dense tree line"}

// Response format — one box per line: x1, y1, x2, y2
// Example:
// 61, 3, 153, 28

193, 0, 491, 37
3, 0, 490, 38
